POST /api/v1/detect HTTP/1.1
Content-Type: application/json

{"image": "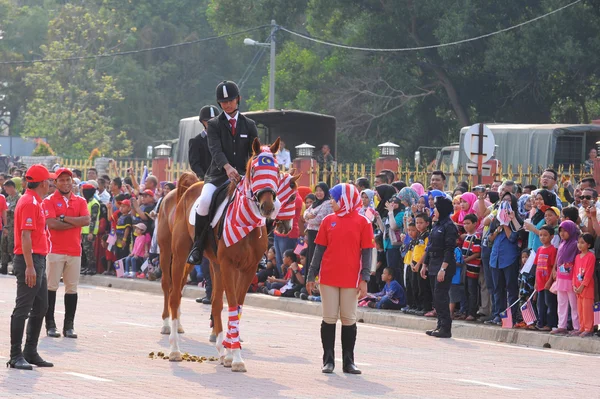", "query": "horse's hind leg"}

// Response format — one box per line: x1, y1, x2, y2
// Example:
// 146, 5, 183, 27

210, 265, 226, 363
